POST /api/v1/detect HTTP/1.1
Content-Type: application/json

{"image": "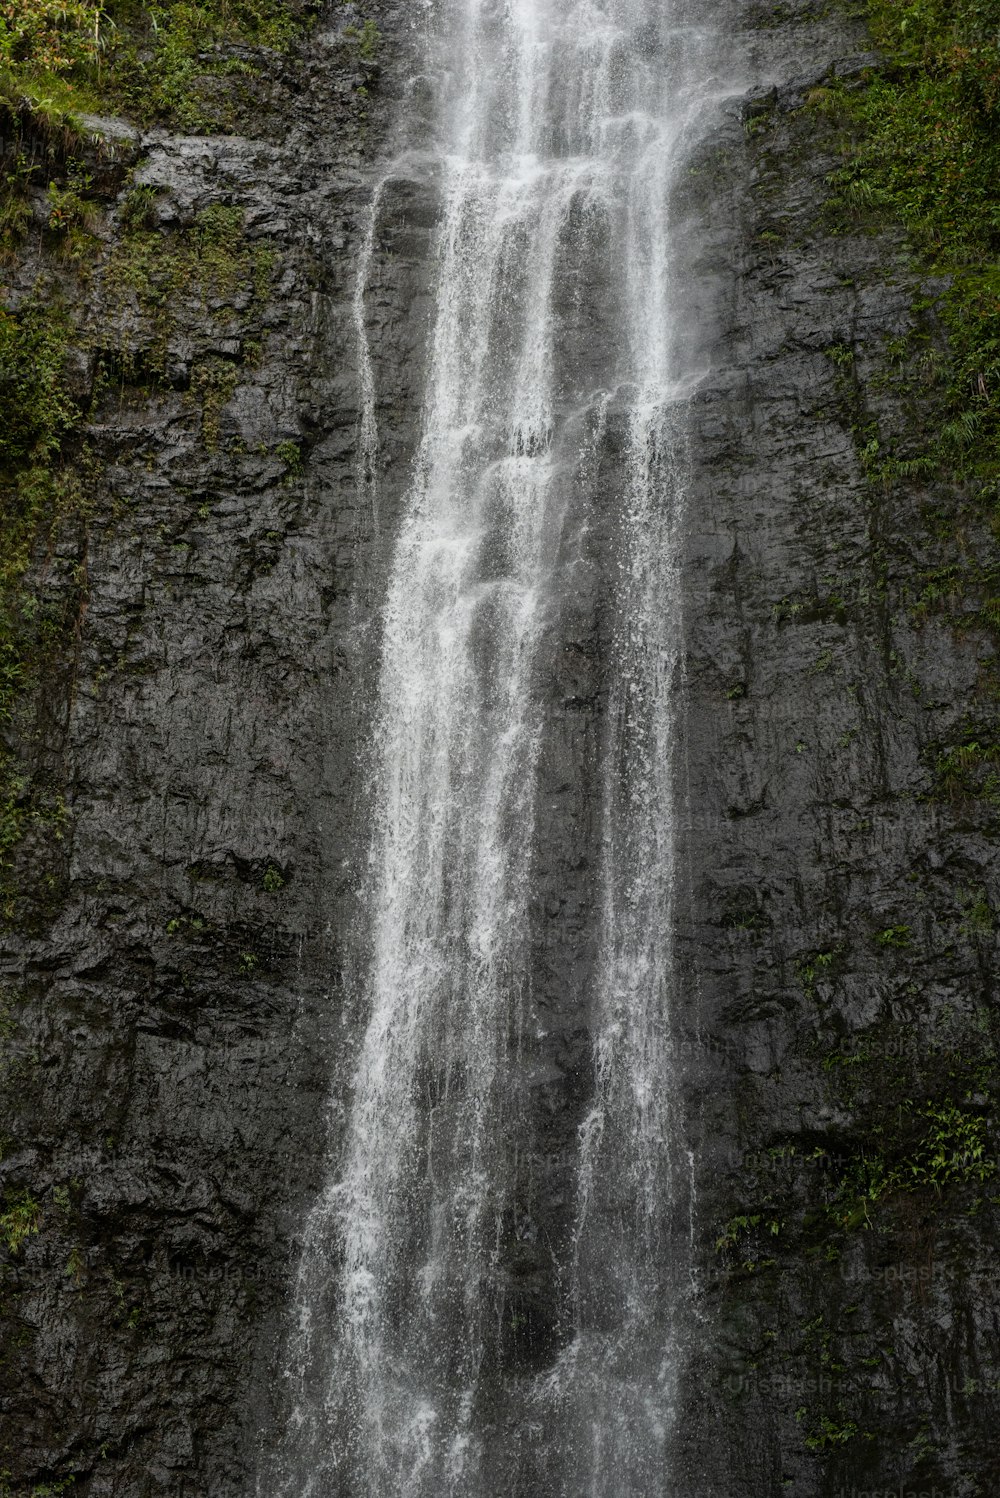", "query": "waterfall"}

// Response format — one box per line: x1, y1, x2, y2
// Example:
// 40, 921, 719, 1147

261, 2, 737, 1493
